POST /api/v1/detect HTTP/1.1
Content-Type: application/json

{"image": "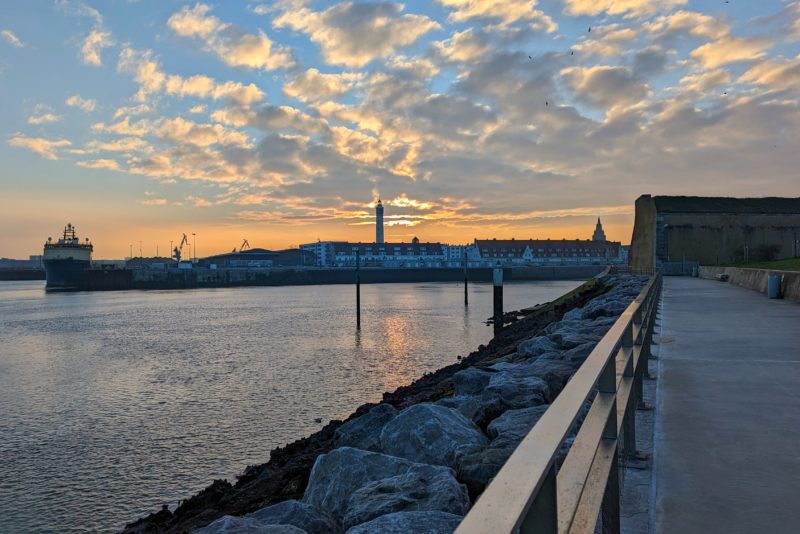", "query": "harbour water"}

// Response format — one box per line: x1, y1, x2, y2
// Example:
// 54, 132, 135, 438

0, 279, 582, 533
